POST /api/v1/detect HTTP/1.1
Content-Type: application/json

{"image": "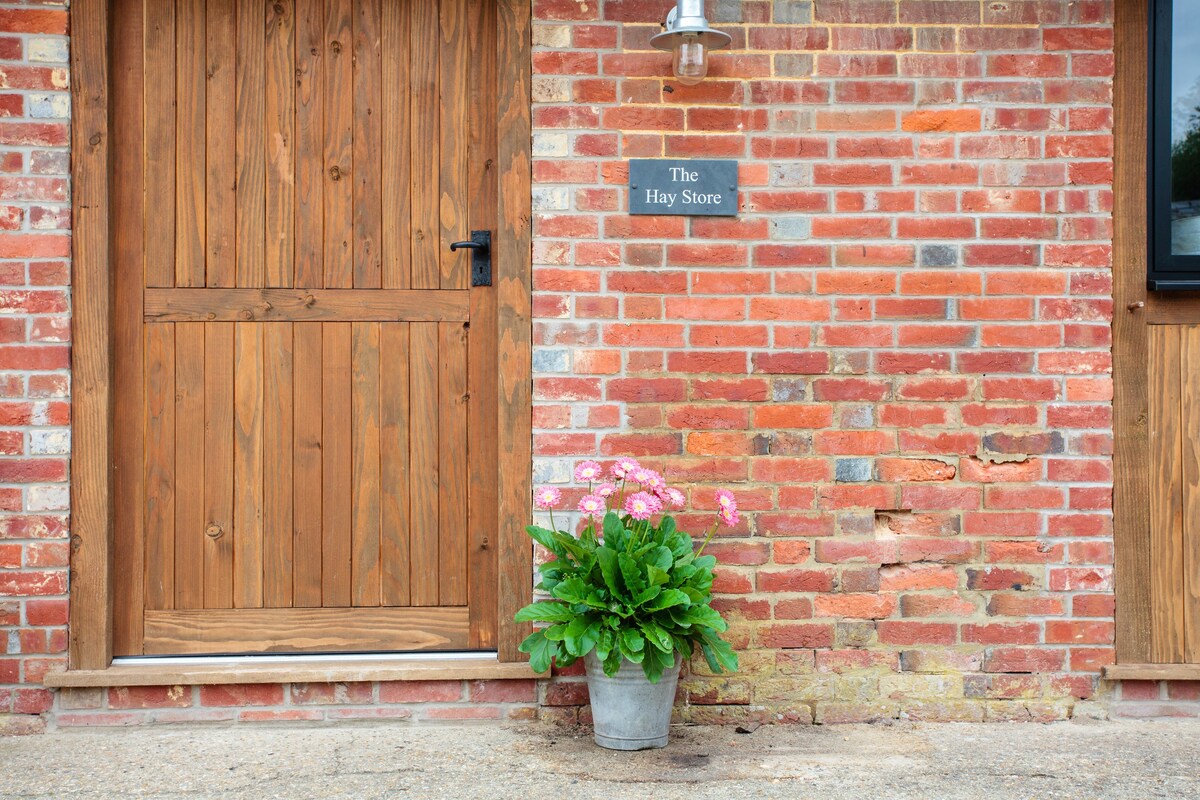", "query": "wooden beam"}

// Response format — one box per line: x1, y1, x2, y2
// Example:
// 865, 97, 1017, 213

495, 0, 532, 663
1112, 0, 1153, 664
1104, 663, 1200, 681
68, 0, 114, 671
44, 656, 537, 688
143, 607, 470, 654
144, 288, 470, 322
